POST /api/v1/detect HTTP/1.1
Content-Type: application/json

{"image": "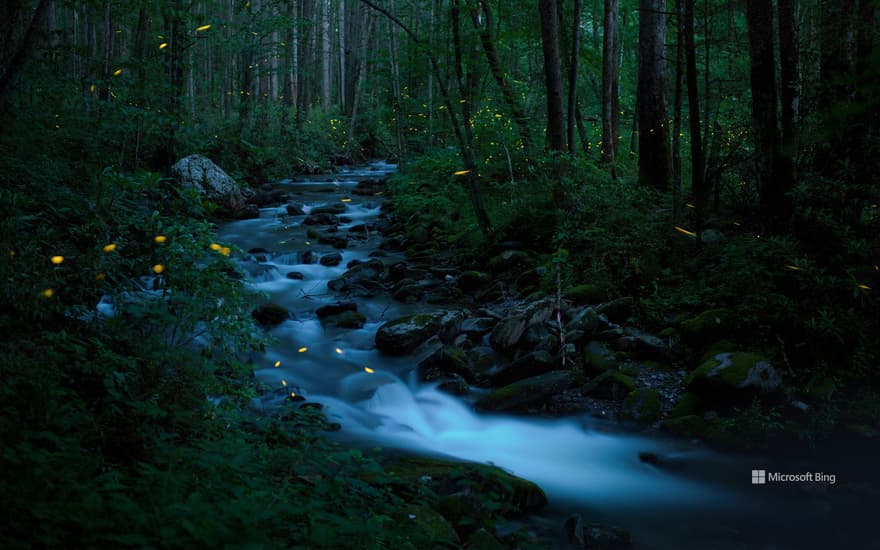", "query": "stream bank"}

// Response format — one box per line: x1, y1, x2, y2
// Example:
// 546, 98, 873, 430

216, 162, 874, 549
